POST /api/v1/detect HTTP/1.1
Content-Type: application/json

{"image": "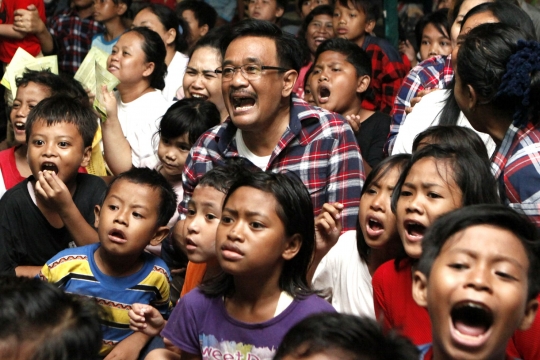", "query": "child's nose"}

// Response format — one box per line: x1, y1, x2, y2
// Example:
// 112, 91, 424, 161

466, 266, 492, 293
